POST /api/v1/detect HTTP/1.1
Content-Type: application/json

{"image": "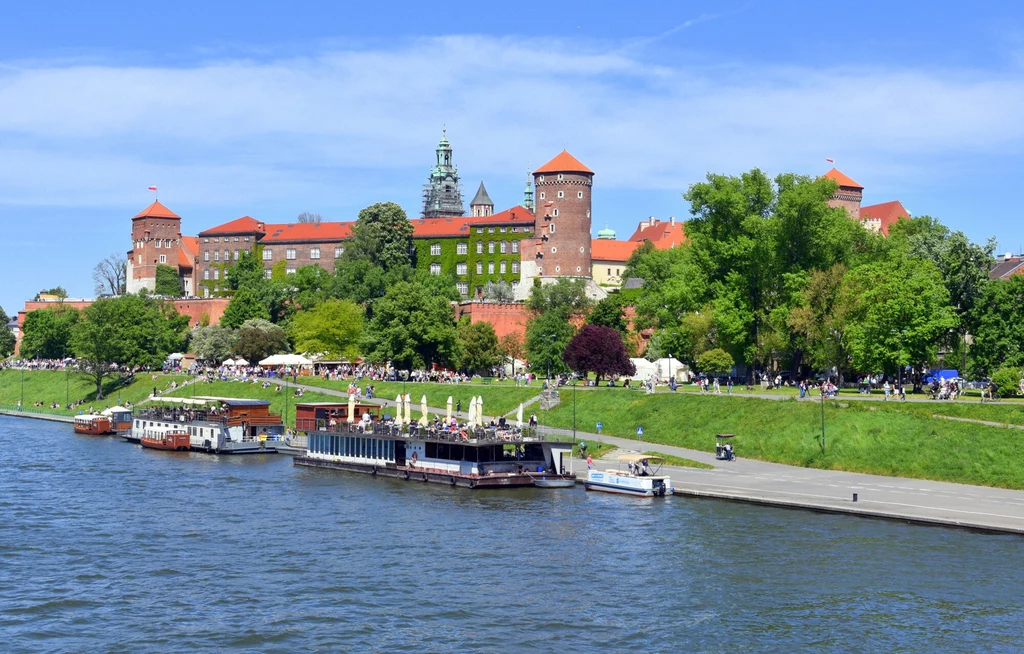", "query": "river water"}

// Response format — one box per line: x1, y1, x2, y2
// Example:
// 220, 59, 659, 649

1, 416, 1022, 652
